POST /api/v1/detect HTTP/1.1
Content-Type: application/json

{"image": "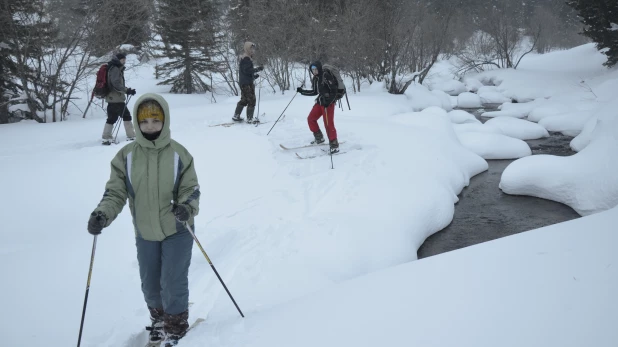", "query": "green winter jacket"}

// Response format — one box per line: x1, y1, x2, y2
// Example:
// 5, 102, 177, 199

94, 93, 200, 241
